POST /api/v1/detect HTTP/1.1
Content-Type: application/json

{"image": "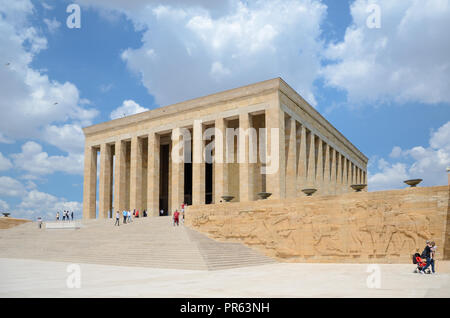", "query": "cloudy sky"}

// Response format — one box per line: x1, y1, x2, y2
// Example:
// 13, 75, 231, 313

0, 0, 449, 220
